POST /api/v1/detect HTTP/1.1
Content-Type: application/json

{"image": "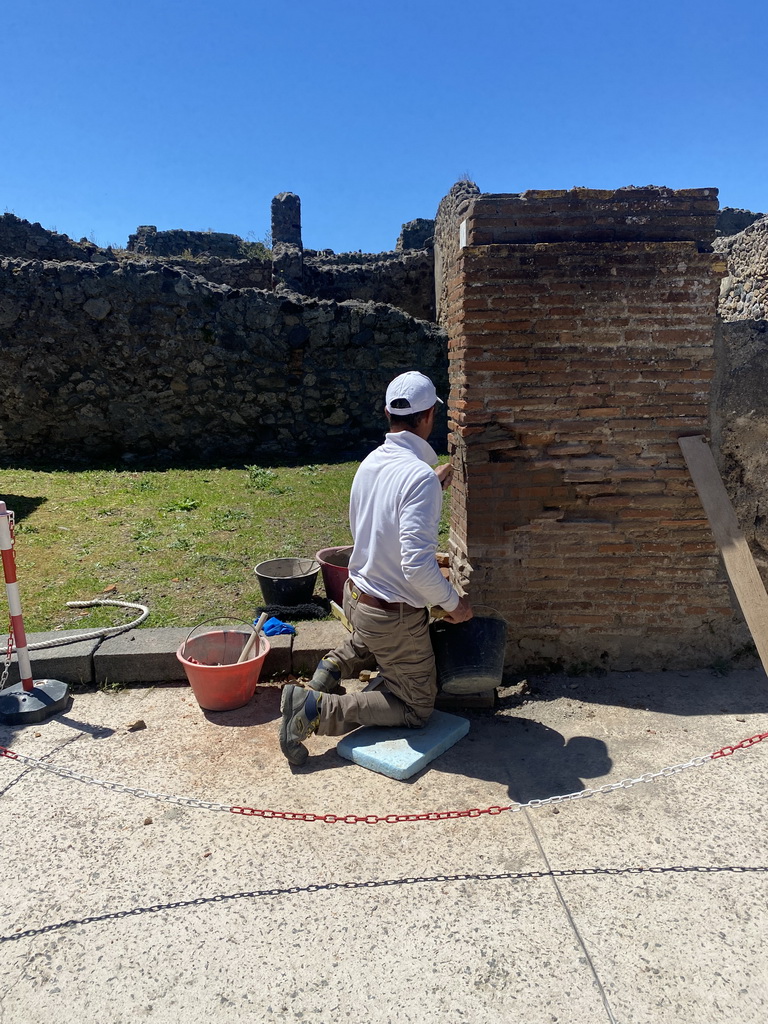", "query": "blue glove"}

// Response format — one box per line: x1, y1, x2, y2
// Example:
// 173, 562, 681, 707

261, 616, 296, 636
